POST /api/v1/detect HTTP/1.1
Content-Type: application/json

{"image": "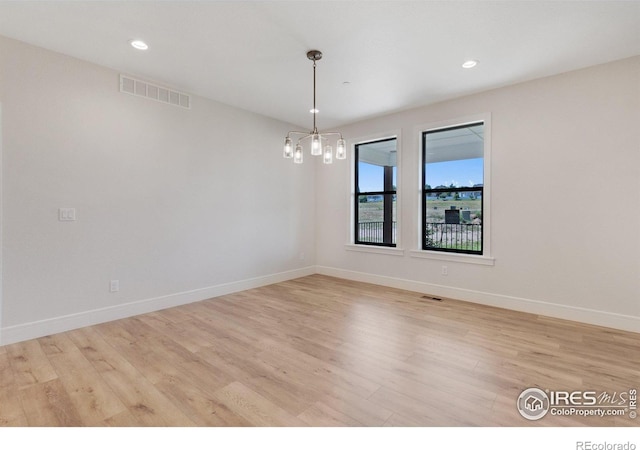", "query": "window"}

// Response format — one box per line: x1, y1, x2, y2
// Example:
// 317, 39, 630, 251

422, 122, 484, 254
355, 137, 397, 247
